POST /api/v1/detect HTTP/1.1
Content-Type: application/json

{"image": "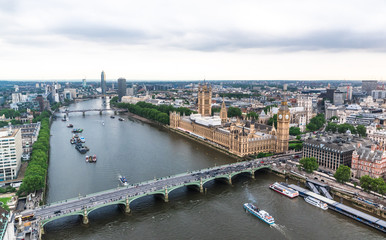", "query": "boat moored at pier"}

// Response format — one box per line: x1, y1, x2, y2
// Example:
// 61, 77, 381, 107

269, 182, 299, 198
305, 196, 328, 210
243, 203, 275, 225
